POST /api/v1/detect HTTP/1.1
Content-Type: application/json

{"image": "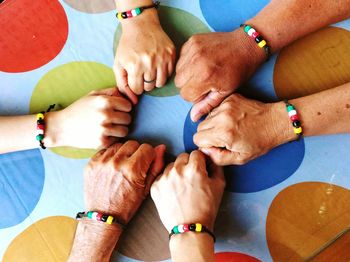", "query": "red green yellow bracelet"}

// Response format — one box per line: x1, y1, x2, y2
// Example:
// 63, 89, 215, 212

284, 100, 303, 140
116, 1, 160, 21
240, 24, 271, 61
36, 104, 55, 149
169, 223, 216, 242
76, 211, 125, 228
